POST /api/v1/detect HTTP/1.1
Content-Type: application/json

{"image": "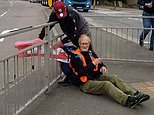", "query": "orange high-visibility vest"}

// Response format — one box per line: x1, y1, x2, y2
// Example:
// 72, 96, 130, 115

71, 48, 98, 83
